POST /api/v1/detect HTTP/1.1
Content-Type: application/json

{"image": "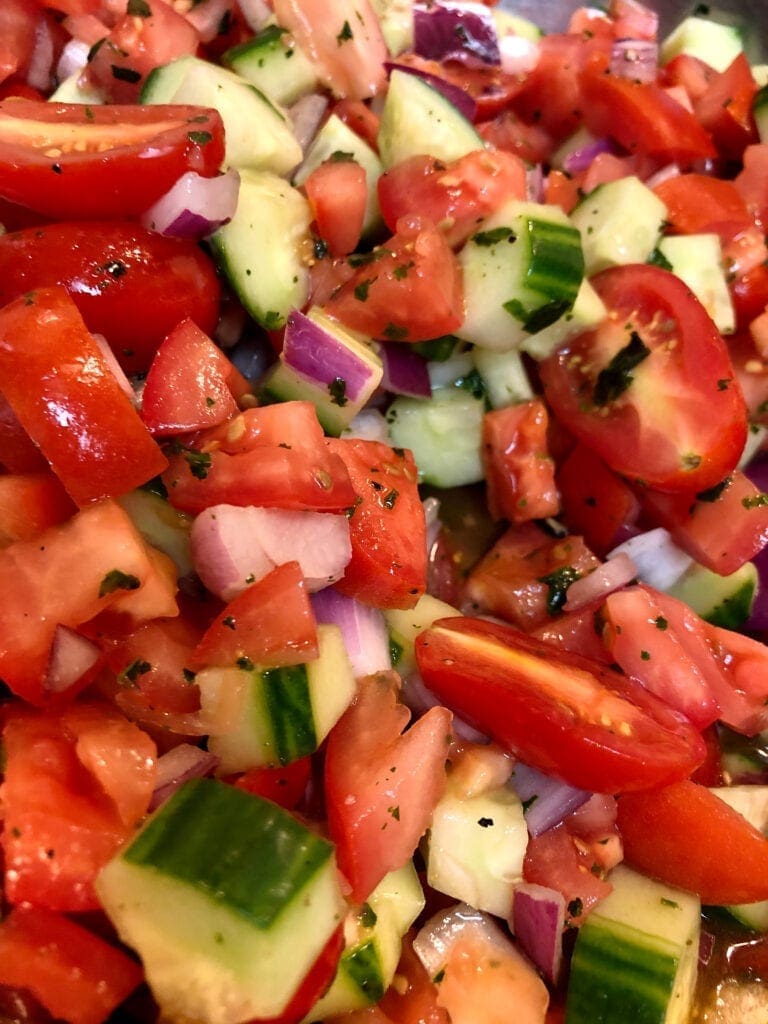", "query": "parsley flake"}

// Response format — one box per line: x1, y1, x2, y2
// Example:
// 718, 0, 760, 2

99, 569, 141, 597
